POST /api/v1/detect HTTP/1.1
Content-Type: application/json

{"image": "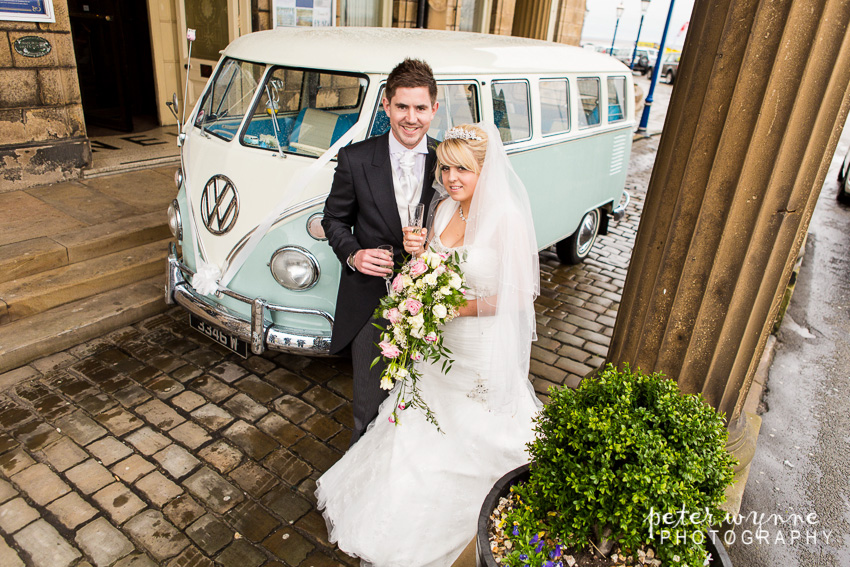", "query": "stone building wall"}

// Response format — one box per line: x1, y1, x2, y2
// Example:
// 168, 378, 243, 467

0, 0, 90, 192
